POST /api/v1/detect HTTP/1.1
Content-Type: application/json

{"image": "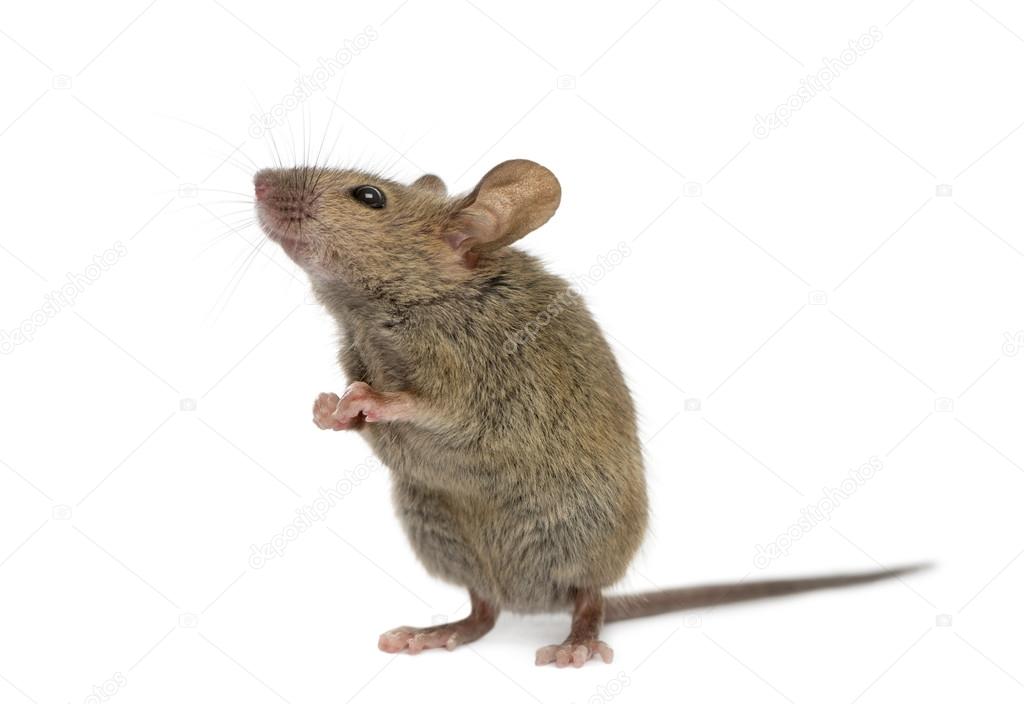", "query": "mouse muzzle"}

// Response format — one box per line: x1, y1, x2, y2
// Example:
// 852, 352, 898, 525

253, 168, 319, 257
